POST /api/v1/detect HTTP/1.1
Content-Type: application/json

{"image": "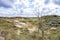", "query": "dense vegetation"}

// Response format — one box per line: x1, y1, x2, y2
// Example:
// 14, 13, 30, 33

0, 15, 60, 40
